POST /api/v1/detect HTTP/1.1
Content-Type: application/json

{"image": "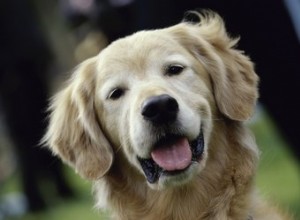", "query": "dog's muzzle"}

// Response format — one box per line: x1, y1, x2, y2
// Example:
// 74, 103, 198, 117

138, 94, 204, 183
